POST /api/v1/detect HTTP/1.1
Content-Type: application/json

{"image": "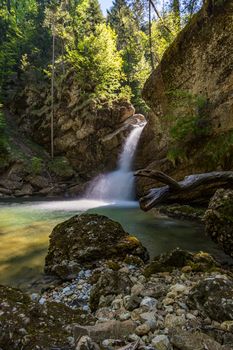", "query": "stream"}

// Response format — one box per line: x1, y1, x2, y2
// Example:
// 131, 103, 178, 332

0, 197, 228, 288
0, 123, 230, 288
